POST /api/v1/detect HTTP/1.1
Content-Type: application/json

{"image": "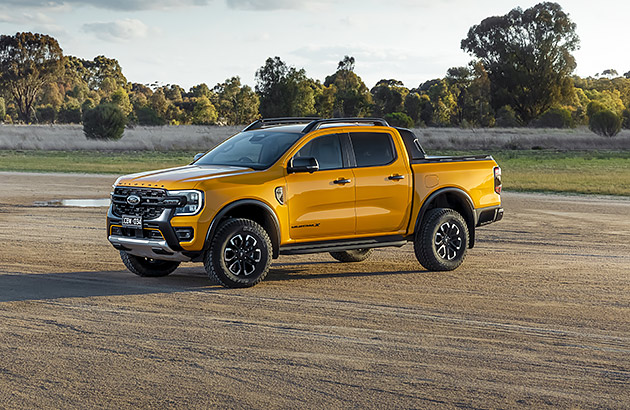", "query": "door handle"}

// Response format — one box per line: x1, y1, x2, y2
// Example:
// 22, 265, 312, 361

333, 178, 351, 185
388, 174, 405, 180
